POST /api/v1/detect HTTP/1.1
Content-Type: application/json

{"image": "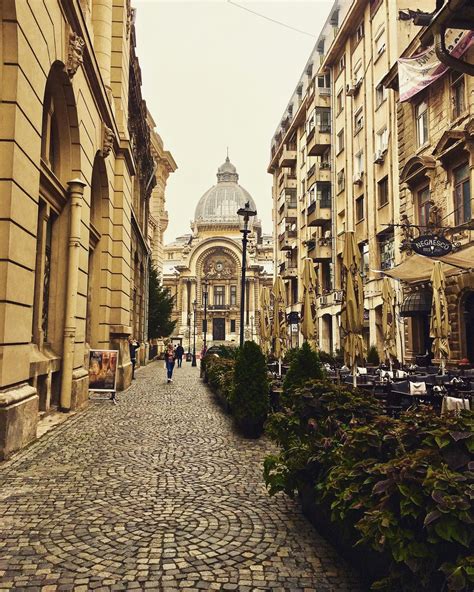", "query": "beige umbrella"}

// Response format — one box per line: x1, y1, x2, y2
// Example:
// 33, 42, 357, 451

301, 258, 318, 347
341, 232, 365, 385
430, 260, 450, 374
259, 286, 271, 355
272, 275, 287, 369
381, 277, 397, 369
